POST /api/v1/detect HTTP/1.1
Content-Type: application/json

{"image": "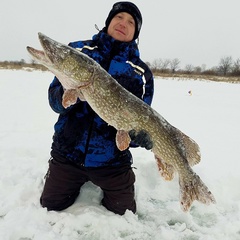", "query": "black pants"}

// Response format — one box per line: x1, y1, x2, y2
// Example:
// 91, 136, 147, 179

40, 157, 136, 215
